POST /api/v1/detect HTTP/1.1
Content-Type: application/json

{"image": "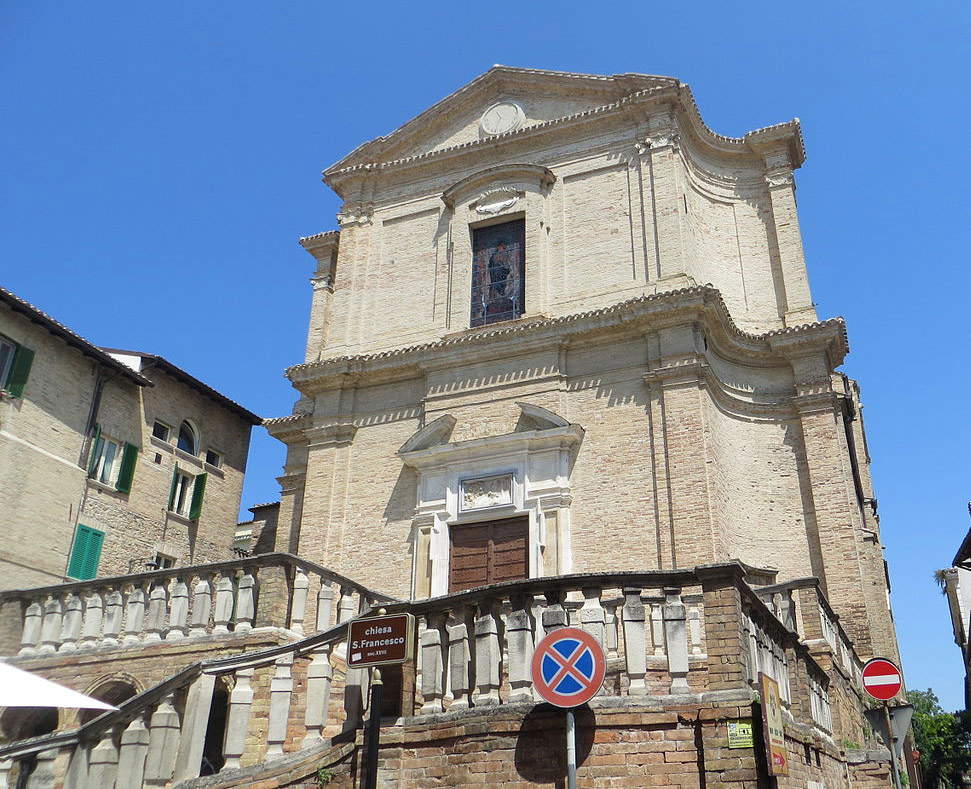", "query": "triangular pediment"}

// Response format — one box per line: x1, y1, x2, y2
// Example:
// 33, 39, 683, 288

327, 66, 677, 173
